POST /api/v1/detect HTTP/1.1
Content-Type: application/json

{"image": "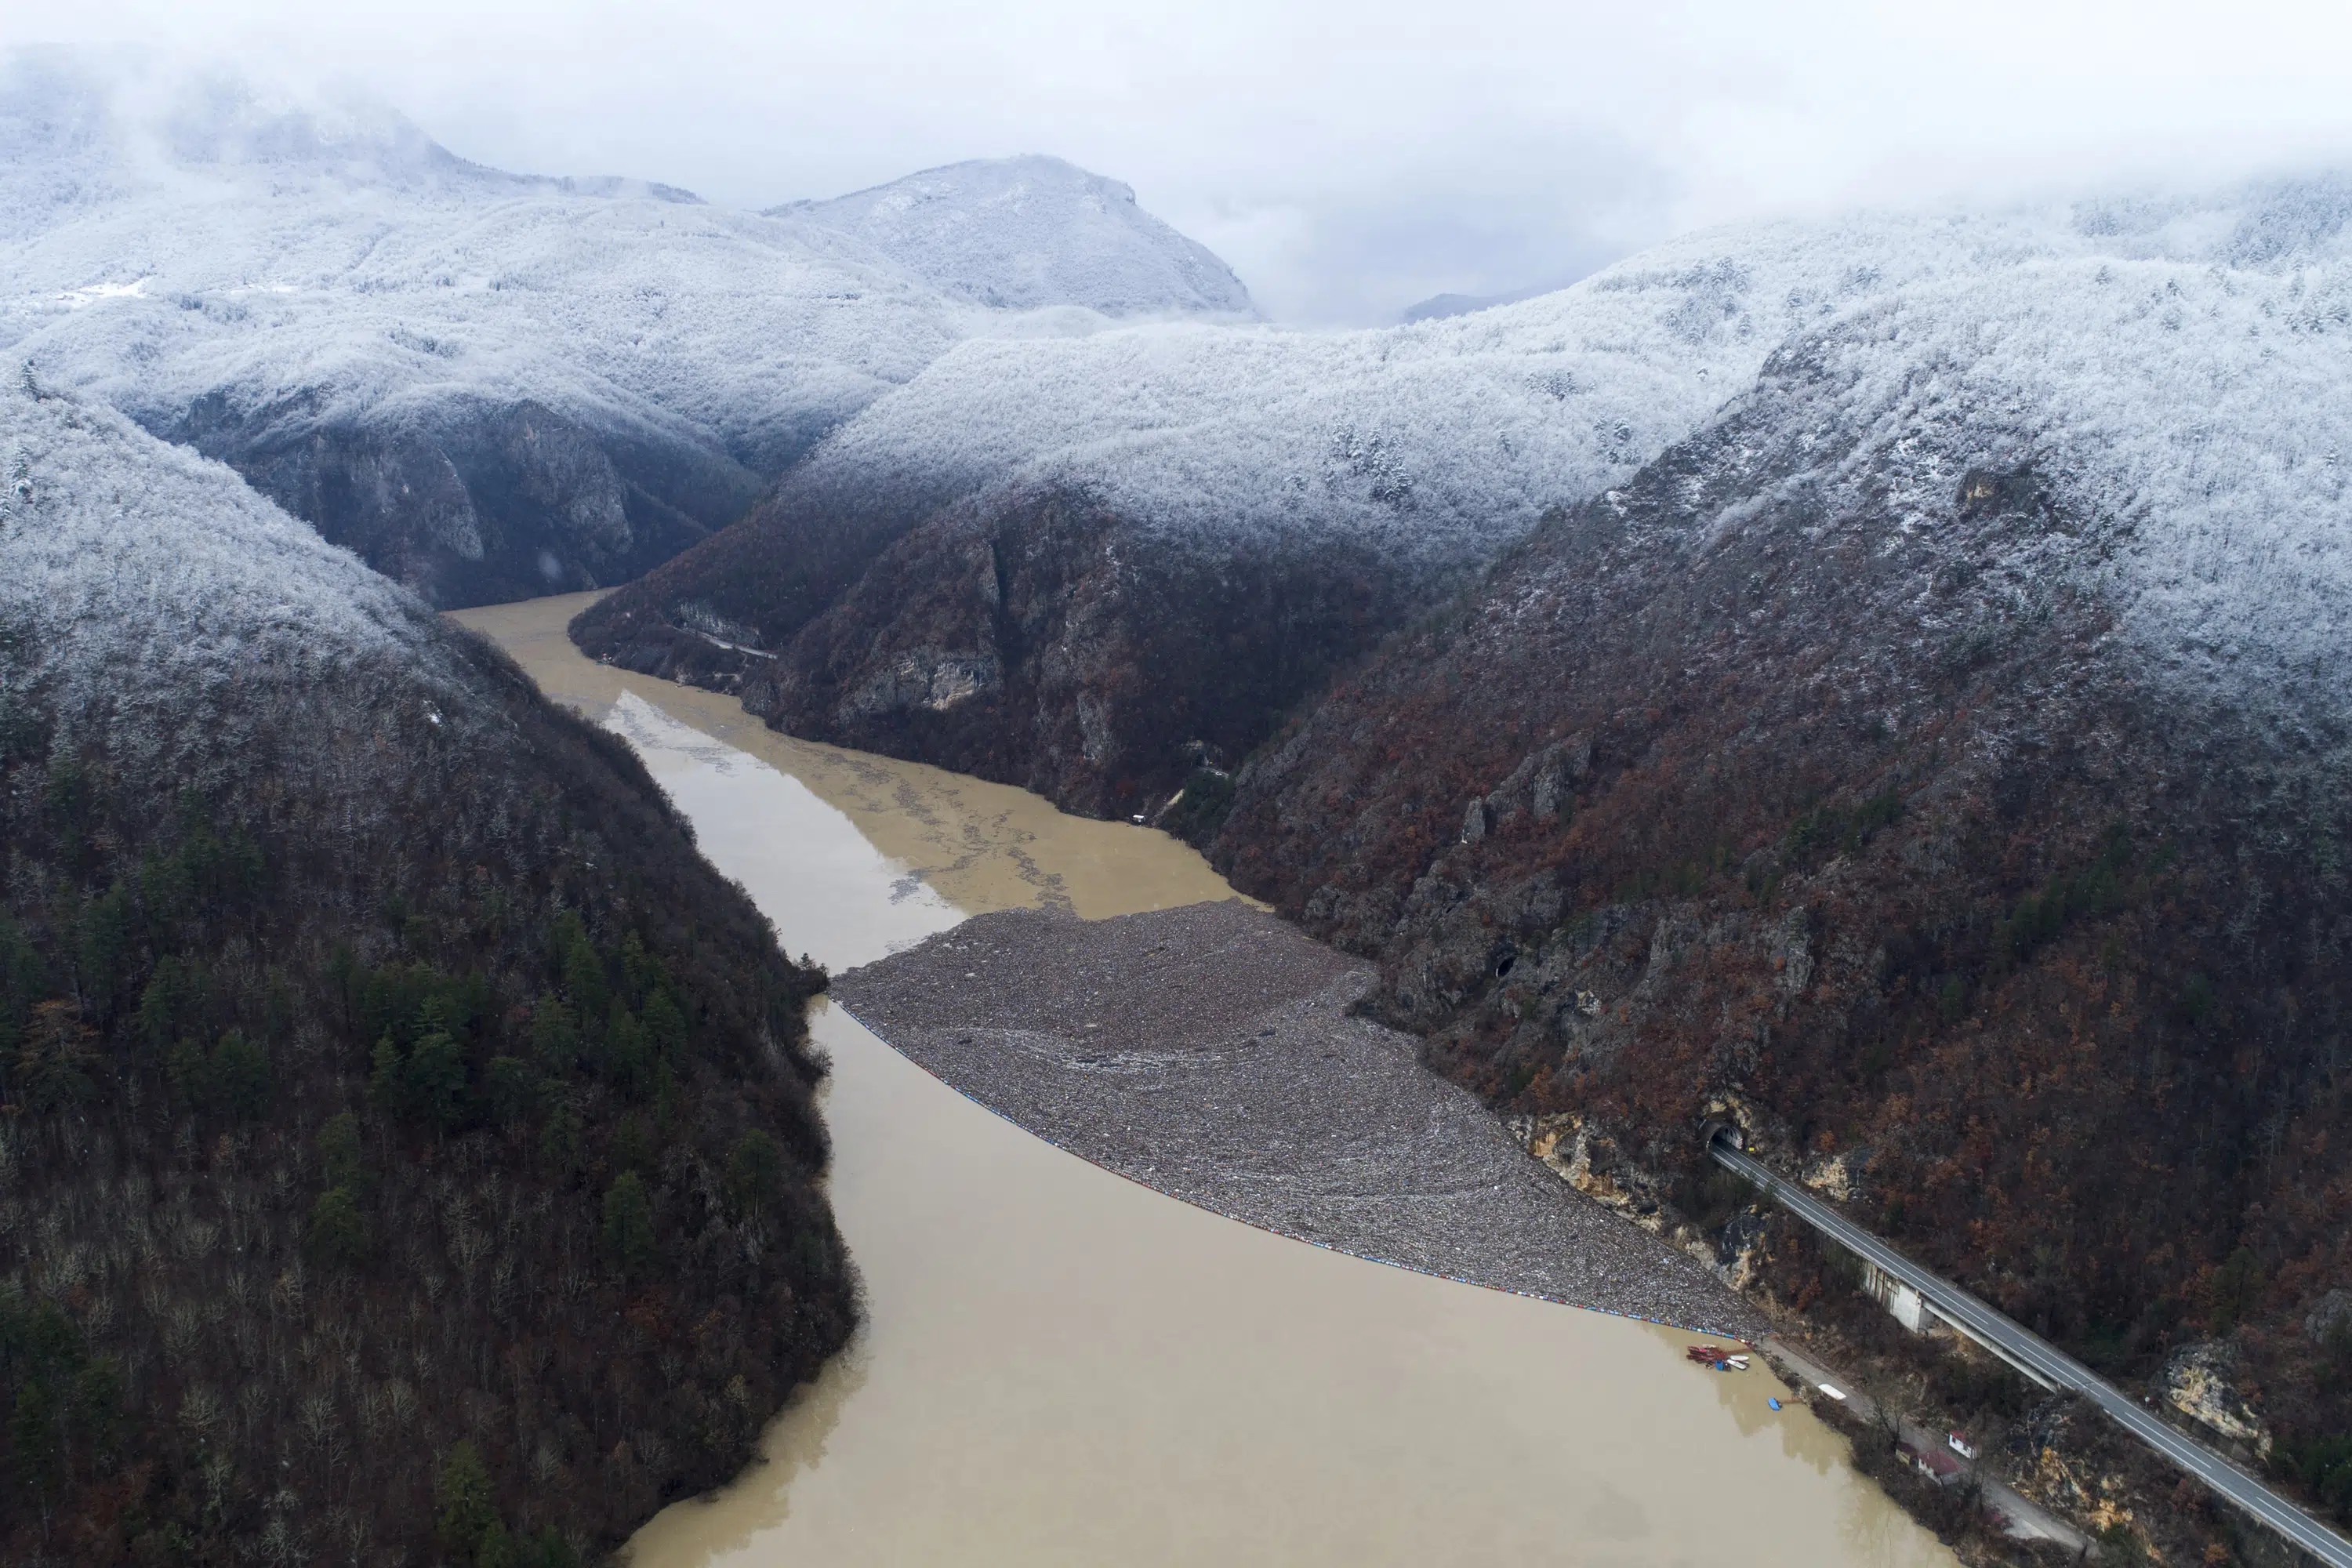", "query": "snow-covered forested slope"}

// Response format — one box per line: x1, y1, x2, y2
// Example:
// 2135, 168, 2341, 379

0, 49, 1250, 605
775, 154, 1255, 317
1200, 242, 2352, 1561
576, 172, 2352, 815
762, 176, 2352, 565
1219, 249, 2352, 951
0, 377, 852, 1559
